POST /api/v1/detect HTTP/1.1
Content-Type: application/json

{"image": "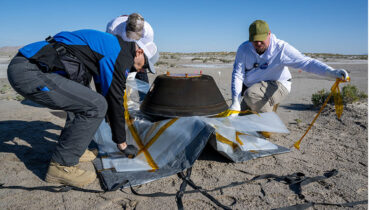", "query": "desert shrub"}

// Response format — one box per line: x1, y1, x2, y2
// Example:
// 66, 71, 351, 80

191, 57, 203, 62
303, 53, 368, 60
202, 57, 219, 63
202, 58, 210, 63
170, 55, 179, 60
311, 89, 331, 107
0, 84, 11, 94
341, 84, 368, 104
311, 84, 367, 107
15, 94, 24, 101
219, 58, 233, 63
154, 61, 169, 66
